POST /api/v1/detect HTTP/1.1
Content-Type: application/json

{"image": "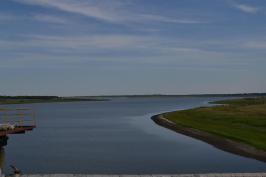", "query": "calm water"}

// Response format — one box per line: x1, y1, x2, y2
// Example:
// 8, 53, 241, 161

1, 97, 266, 174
